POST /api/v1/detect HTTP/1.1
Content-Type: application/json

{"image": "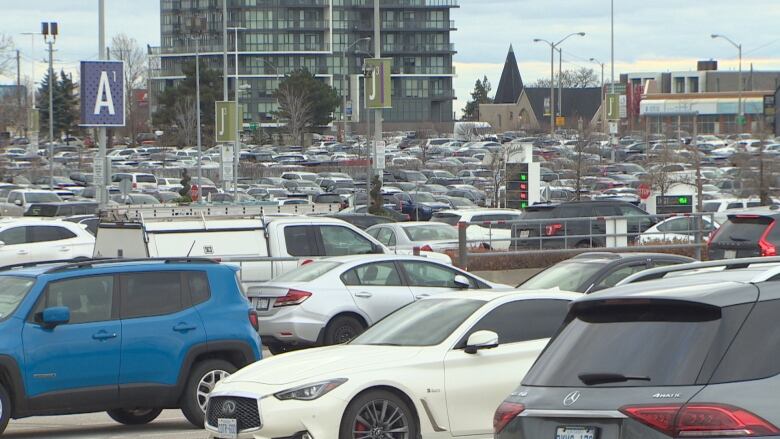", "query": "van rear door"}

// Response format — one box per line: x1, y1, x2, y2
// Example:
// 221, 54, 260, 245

94, 223, 148, 258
